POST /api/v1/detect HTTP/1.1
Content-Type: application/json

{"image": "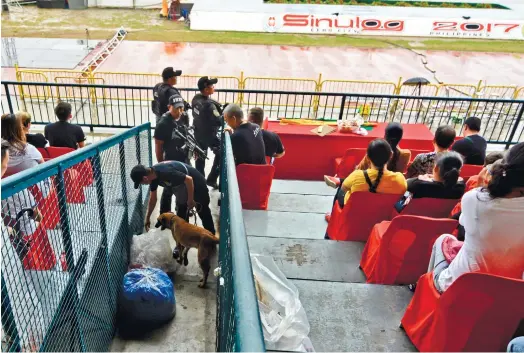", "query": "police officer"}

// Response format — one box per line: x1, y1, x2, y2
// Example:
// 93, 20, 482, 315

130, 161, 216, 235
192, 76, 222, 189
152, 67, 189, 126
154, 94, 191, 215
